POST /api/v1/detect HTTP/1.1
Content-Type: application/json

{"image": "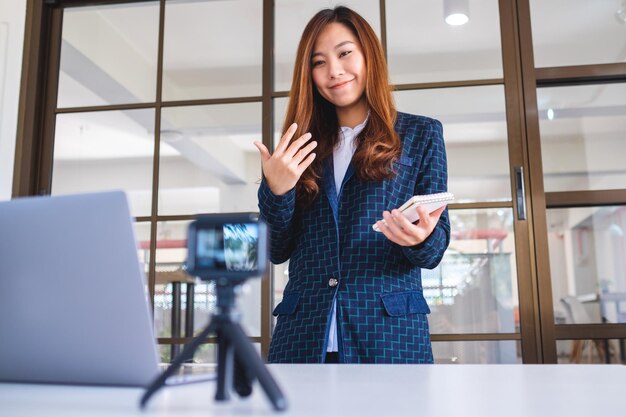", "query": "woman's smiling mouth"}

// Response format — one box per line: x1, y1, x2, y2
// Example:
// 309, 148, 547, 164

330, 79, 354, 89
